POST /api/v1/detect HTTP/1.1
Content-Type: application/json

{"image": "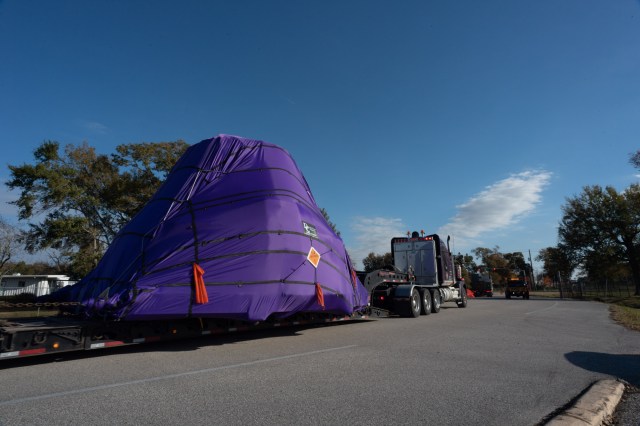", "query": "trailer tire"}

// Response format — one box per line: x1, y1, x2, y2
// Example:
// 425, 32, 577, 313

420, 289, 432, 315
430, 289, 441, 313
